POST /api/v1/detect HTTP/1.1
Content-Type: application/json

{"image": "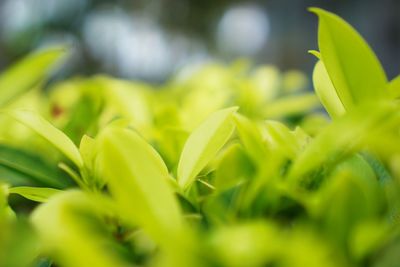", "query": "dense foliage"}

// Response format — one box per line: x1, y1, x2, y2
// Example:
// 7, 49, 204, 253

1, 8, 400, 267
